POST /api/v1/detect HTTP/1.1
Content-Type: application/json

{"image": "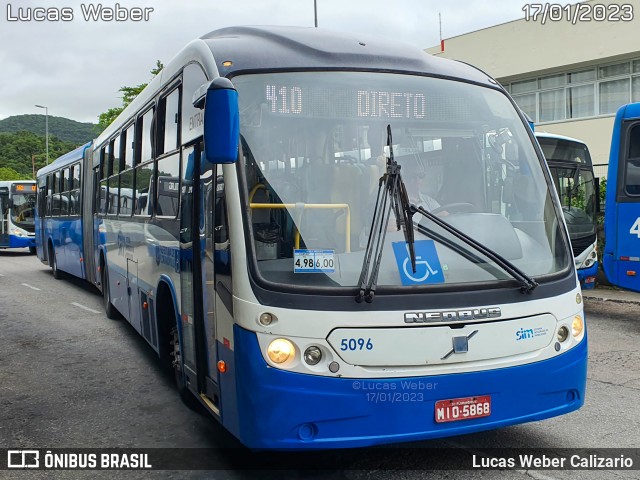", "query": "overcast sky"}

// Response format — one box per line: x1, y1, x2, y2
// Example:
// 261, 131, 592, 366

0, 0, 578, 124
